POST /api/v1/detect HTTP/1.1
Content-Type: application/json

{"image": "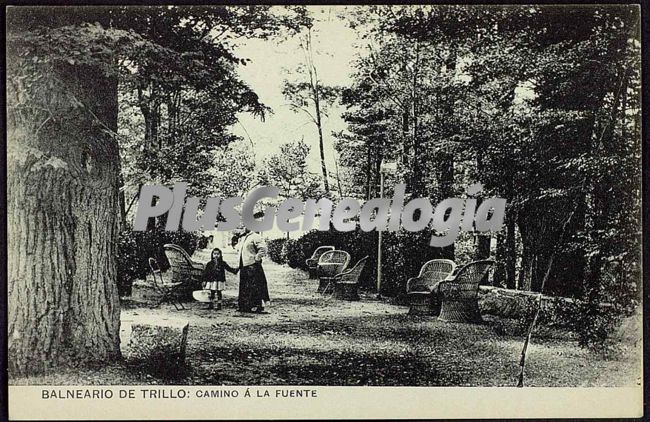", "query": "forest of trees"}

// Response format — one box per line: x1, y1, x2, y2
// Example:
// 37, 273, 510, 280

335, 6, 641, 299
7, 5, 641, 376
